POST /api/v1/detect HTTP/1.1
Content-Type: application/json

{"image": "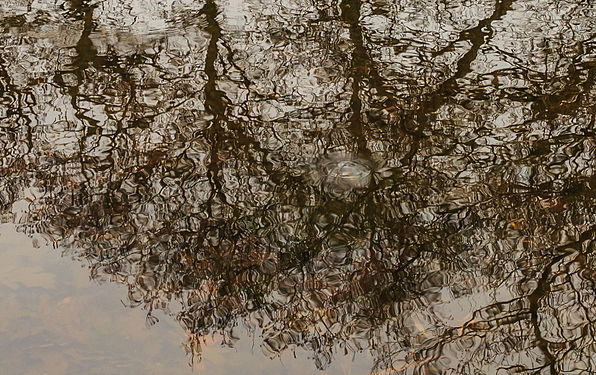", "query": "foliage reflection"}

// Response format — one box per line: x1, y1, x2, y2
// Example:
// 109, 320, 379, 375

0, 0, 595, 373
